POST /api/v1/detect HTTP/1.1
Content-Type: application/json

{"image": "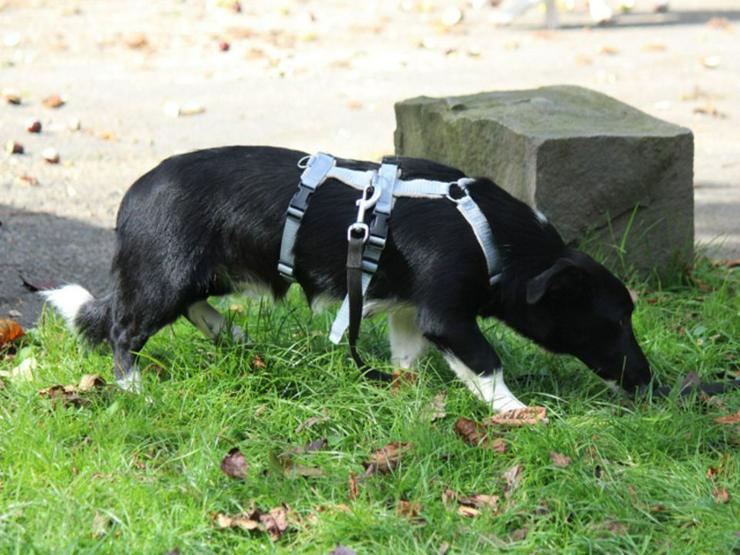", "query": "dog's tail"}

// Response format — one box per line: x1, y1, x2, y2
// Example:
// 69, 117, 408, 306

41, 284, 112, 346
